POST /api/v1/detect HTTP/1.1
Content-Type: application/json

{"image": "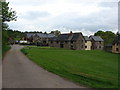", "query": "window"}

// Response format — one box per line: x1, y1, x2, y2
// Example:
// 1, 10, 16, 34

43, 41, 46, 43
81, 45, 83, 48
56, 41, 59, 44
82, 40, 84, 42
85, 46, 87, 48
71, 45, 73, 48
99, 41, 101, 44
91, 46, 92, 49
71, 41, 73, 44
51, 41, 53, 43
116, 43, 119, 46
99, 46, 101, 48
71, 45, 74, 49
116, 48, 119, 51
65, 41, 68, 44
